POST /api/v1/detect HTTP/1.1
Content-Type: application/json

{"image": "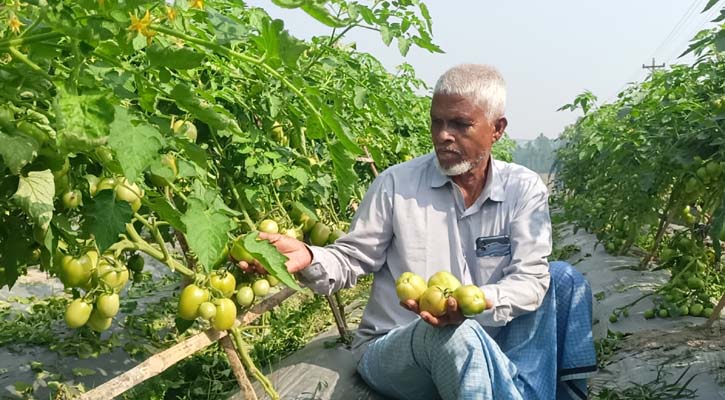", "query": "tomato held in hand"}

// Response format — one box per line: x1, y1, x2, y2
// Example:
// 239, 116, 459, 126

258, 219, 279, 234
230, 239, 255, 263
427, 271, 461, 292
453, 285, 487, 317
419, 286, 448, 317
395, 272, 427, 302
